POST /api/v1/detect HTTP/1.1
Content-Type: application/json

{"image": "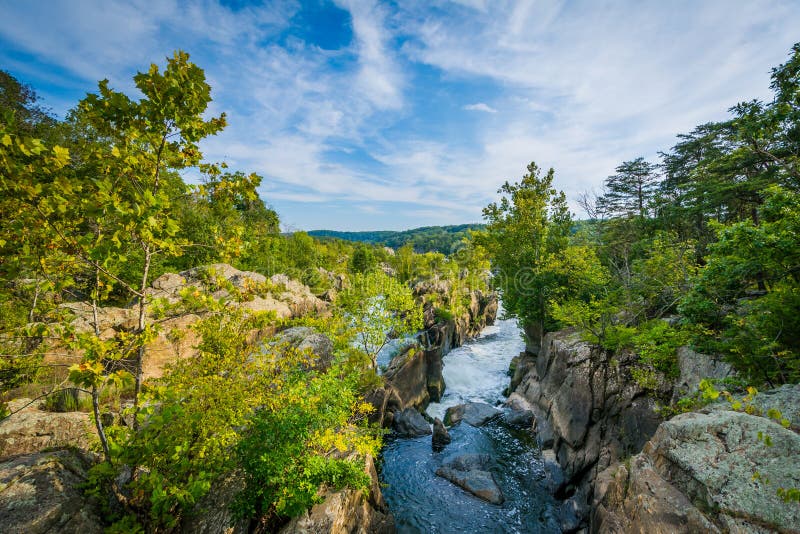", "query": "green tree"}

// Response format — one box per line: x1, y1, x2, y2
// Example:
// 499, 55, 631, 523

680, 186, 800, 384
336, 270, 422, 369
477, 162, 573, 346
349, 244, 376, 274
597, 157, 659, 218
